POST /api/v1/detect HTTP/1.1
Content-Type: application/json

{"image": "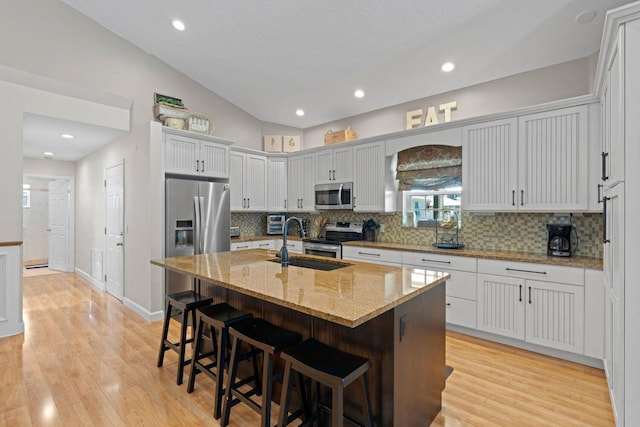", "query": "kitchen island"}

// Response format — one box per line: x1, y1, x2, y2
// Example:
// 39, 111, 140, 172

151, 249, 449, 426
